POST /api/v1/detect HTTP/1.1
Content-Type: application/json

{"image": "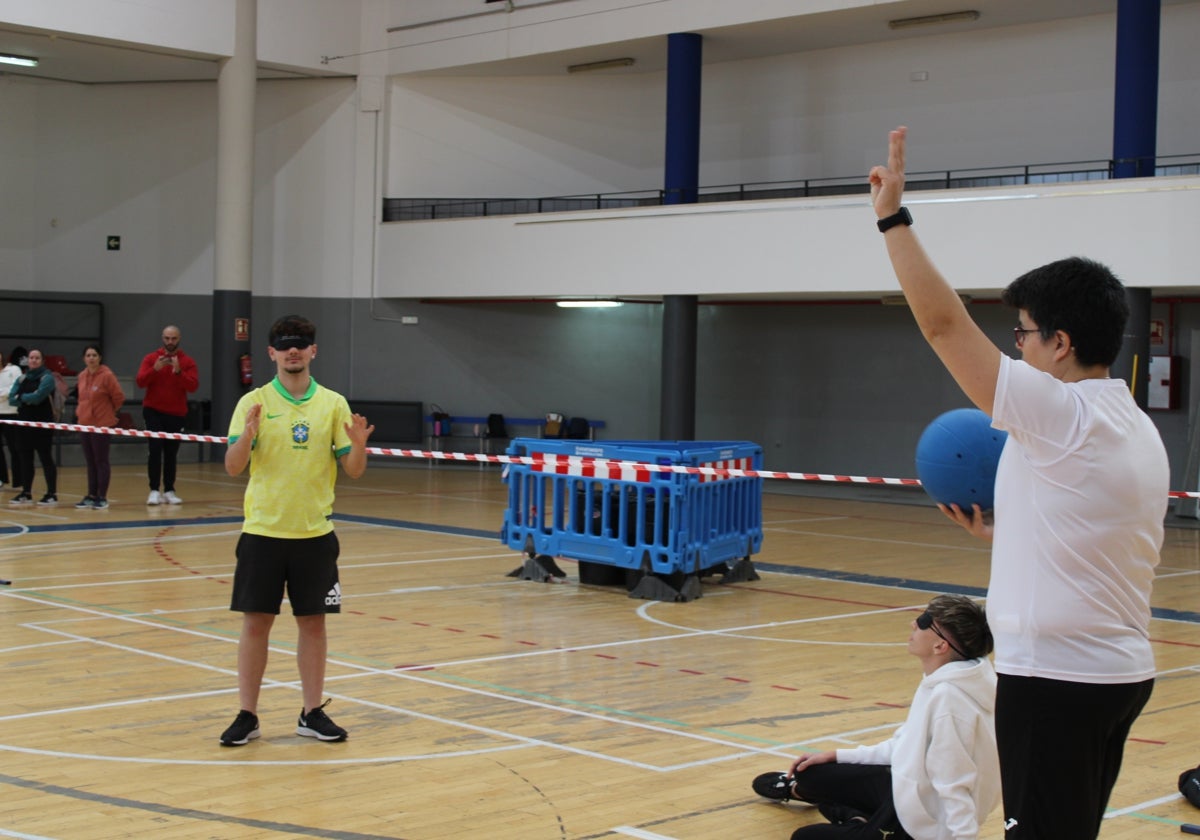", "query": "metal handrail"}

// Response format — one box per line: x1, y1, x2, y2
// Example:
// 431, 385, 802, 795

382, 153, 1200, 222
